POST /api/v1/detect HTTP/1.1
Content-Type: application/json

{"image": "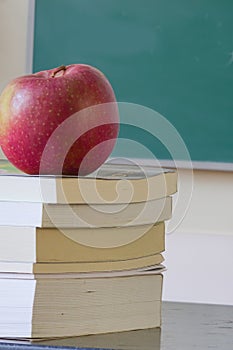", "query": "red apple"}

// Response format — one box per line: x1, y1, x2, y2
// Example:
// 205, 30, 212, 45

0, 64, 119, 175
